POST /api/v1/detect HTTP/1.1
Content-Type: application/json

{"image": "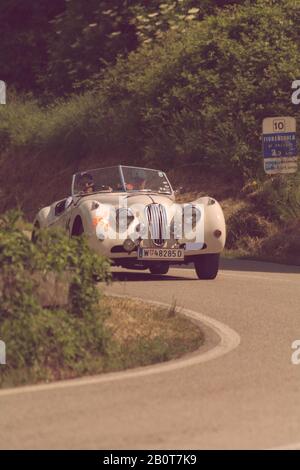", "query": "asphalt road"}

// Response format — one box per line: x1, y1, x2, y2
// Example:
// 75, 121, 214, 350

1, 258, 300, 449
